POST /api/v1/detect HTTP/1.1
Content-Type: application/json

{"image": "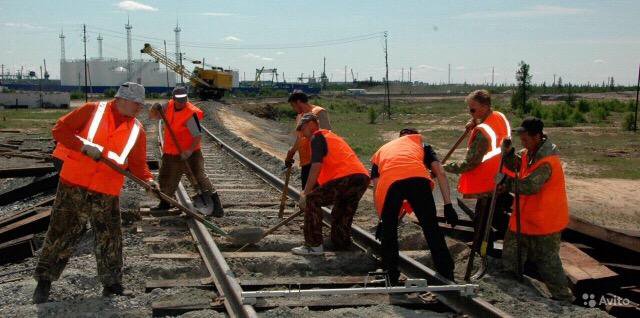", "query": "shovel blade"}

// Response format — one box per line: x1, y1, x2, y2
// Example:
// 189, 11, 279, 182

192, 193, 215, 216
